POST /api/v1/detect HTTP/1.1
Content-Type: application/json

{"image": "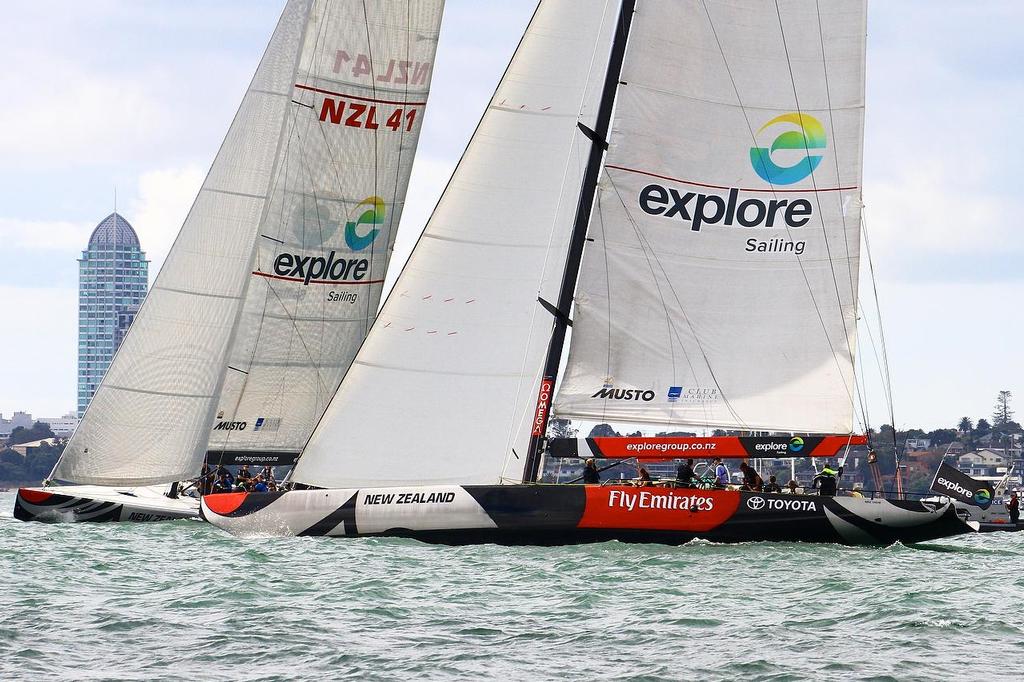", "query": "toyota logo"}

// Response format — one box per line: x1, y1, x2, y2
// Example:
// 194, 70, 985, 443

746, 497, 766, 511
